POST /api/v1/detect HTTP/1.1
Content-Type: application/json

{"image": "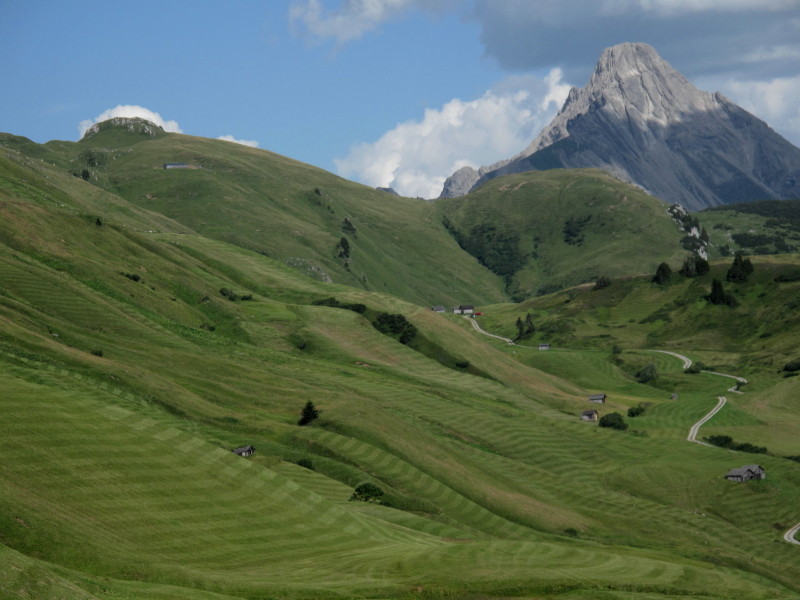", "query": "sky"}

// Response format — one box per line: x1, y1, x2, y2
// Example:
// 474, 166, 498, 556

1, 0, 799, 199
